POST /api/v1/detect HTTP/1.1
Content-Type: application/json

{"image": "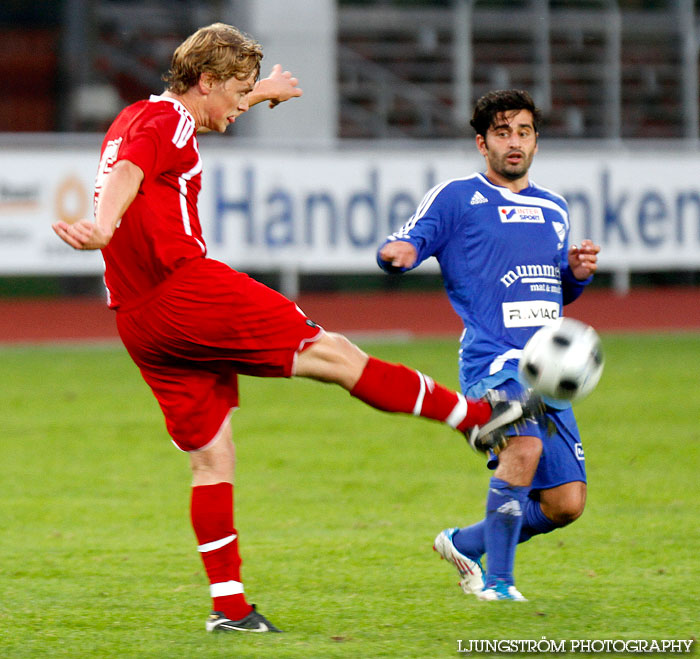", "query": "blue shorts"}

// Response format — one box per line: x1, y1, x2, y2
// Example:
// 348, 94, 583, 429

476, 378, 586, 492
